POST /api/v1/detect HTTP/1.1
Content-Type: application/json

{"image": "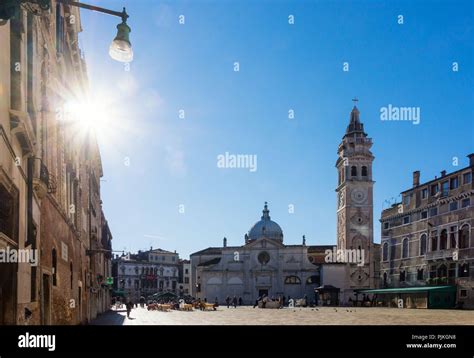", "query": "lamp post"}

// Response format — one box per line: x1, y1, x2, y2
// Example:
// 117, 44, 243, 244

0, 0, 133, 62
